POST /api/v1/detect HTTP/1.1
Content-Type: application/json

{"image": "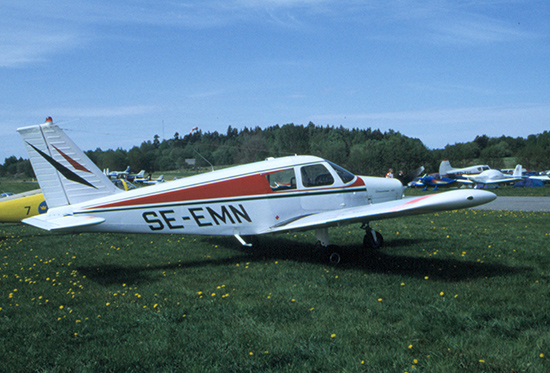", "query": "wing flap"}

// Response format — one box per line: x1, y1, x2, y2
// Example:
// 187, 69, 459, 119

265, 189, 496, 233
22, 214, 105, 232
